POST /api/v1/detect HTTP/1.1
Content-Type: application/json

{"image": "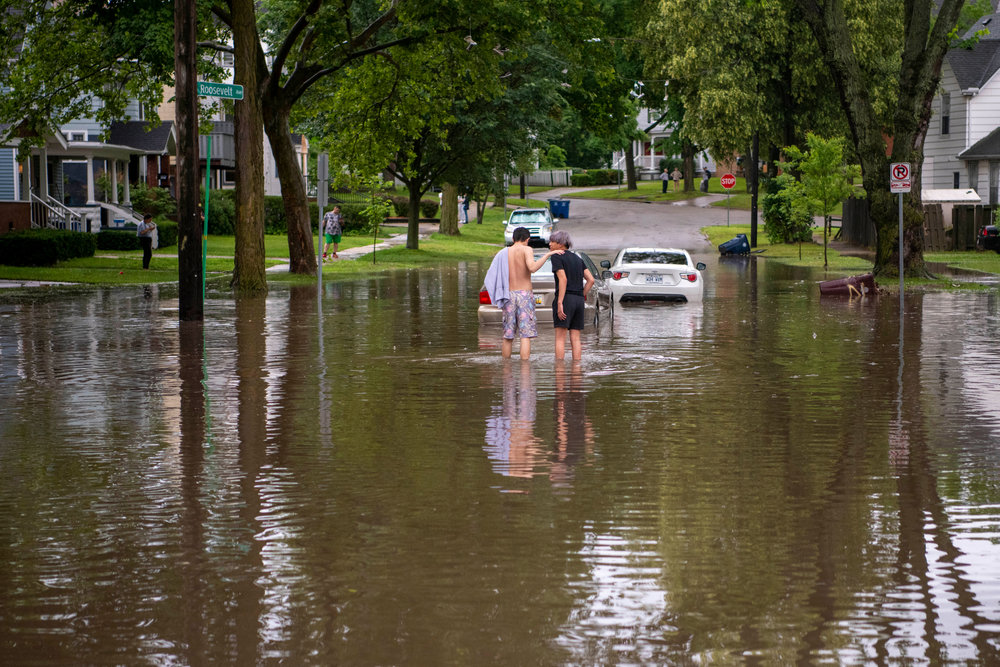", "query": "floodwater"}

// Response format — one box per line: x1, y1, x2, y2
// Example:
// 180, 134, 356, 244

1, 257, 999, 665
